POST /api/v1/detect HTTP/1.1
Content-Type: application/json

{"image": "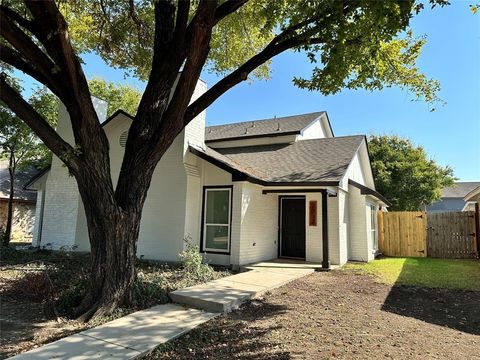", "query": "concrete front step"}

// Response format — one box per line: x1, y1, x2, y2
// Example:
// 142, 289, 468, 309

169, 266, 315, 313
